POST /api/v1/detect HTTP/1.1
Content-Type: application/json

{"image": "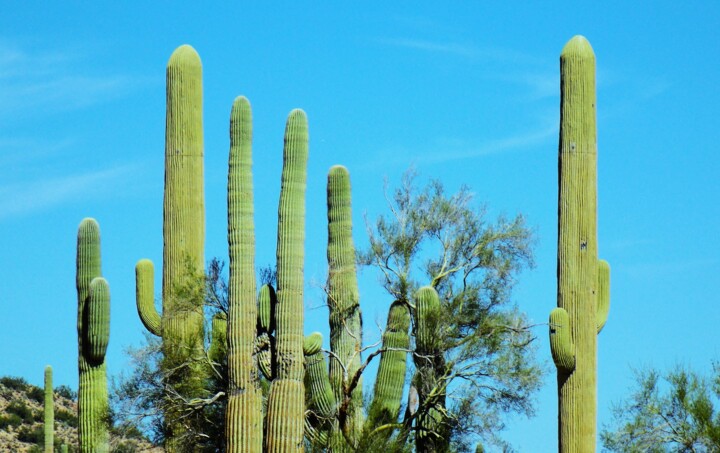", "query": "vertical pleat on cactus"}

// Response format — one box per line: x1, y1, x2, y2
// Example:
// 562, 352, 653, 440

549, 35, 611, 453
76, 218, 109, 452
326, 165, 363, 448
266, 109, 309, 452
303, 332, 336, 446
44, 365, 53, 453
226, 96, 263, 452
